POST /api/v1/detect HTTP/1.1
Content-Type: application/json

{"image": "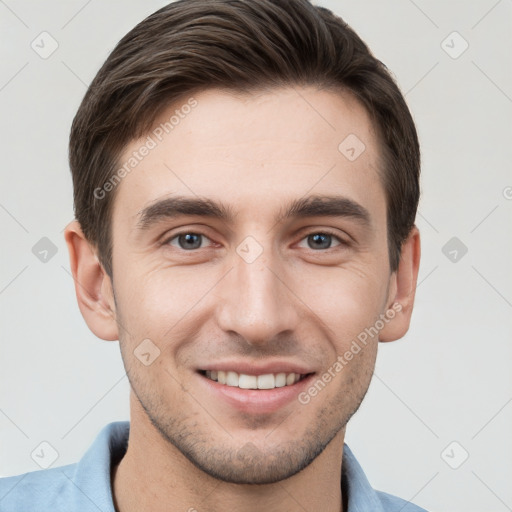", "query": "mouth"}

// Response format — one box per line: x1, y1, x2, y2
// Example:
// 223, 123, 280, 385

196, 362, 316, 413
199, 370, 311, 390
